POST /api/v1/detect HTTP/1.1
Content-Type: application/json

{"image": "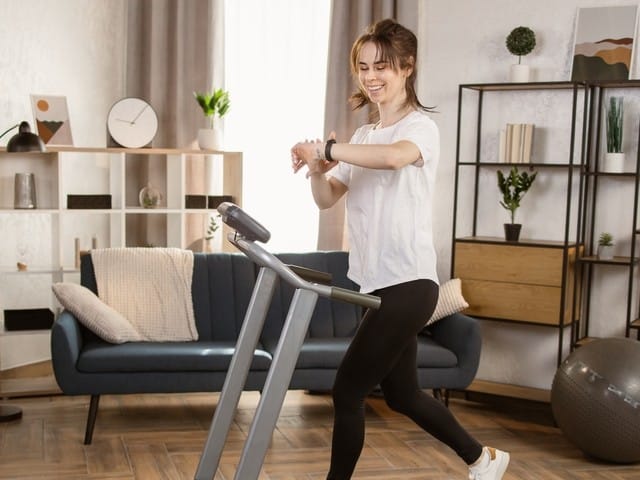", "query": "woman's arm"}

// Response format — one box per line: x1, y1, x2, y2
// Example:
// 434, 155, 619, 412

329, 140, 421, 170
307, 173, 348, 210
